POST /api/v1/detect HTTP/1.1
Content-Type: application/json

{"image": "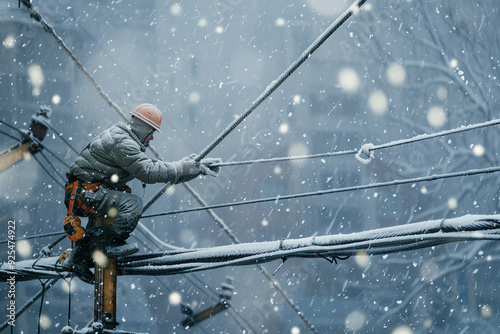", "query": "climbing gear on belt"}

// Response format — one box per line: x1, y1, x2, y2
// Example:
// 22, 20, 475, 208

64, 180, 86, 242
63, 215, 85, 242
63, 180, 103, 241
